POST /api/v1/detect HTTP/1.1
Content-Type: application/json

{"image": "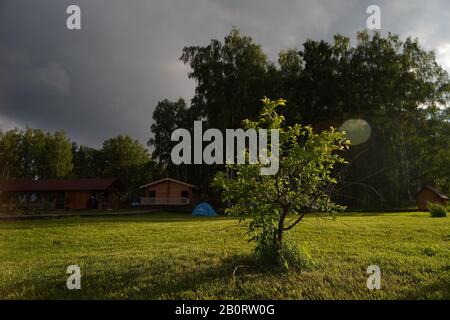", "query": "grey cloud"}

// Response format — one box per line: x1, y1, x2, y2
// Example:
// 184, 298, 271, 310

34, 62, 71, 95
0, 114, 22, 132
3, 50, 71, 96
0, 0, 449, 147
